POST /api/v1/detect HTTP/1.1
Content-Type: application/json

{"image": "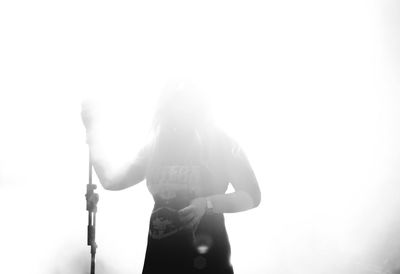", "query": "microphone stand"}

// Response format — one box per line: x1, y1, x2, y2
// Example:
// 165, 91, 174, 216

86, 151, 99, 274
